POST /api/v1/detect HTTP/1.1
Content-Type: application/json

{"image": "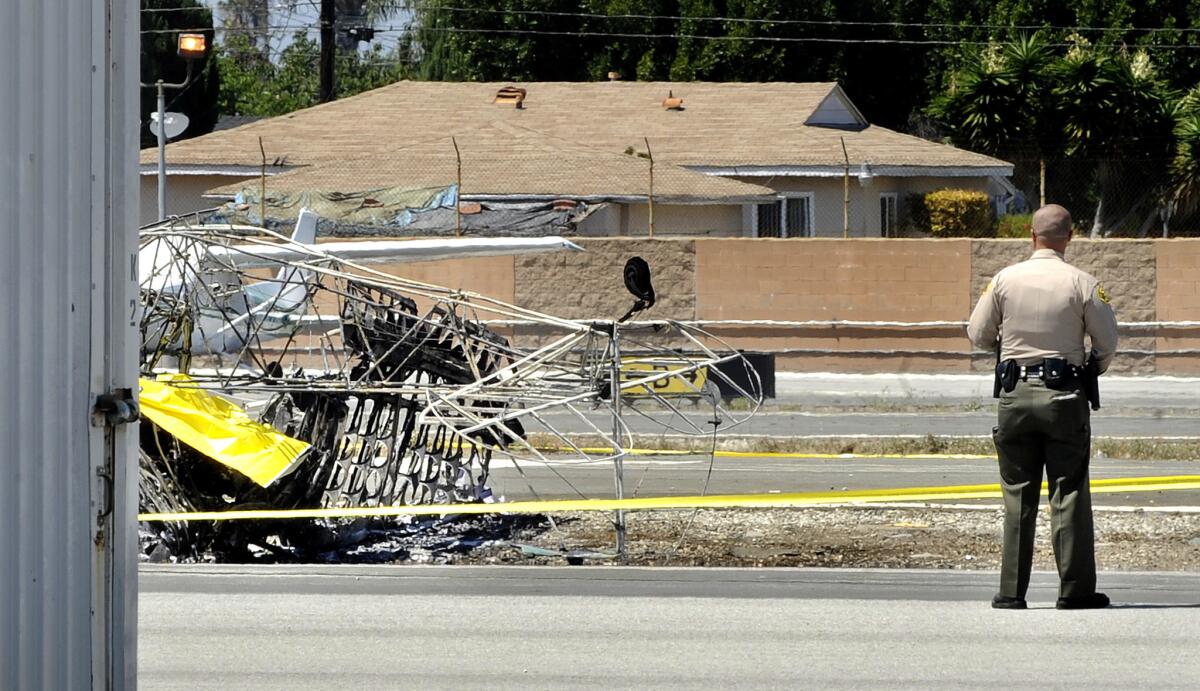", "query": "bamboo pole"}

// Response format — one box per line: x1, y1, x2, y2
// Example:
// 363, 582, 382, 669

258, 136, 267, 228
645, 137, 655, 238
1039, 158, 1046, 207
452, 136, 462, 237
840, 137, 850, 239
